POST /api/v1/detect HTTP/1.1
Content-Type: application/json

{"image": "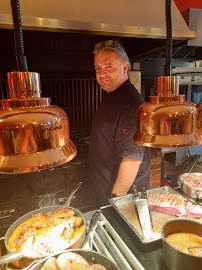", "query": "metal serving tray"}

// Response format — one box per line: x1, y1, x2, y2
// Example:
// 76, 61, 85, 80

109, 186, 202, 244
